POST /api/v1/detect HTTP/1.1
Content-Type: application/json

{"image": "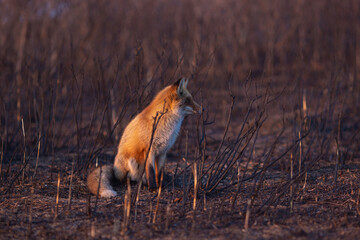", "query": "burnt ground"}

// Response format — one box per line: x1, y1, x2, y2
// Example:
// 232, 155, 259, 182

1, 76, 360, 239
1, 121, 359, 240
